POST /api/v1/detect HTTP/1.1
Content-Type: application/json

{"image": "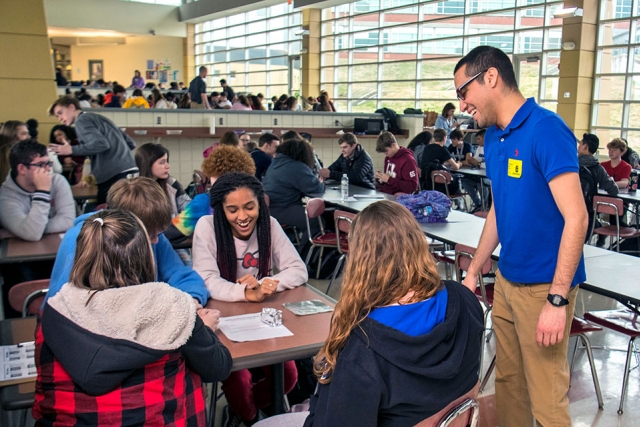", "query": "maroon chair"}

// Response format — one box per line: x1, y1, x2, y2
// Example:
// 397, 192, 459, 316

454, 244, 494, 386
431, 170, 468, 212
193, 170, 210, 195
589, 195, 640, 252
472, 210, 488, 219
8, 279, 49, 317
583, 309, 640, 413
304, 199, 339, 279
326, 210, 356, 294
569, 317, 604, 409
